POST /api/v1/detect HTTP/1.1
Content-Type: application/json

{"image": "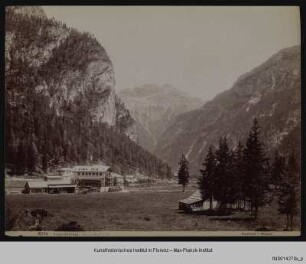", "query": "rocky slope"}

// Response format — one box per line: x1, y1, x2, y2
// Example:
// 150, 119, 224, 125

155, 46, 301, 174
8, 6, 47, 18
5, 6, 135, 138
119, 84, 204, 151
5, 6, 171, 178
